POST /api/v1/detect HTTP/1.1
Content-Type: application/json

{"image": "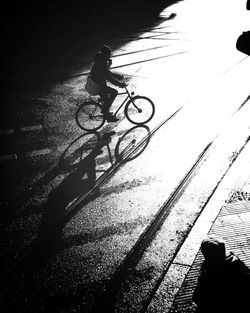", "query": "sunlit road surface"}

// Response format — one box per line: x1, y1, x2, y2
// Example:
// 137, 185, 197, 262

1, 0, 250, 312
